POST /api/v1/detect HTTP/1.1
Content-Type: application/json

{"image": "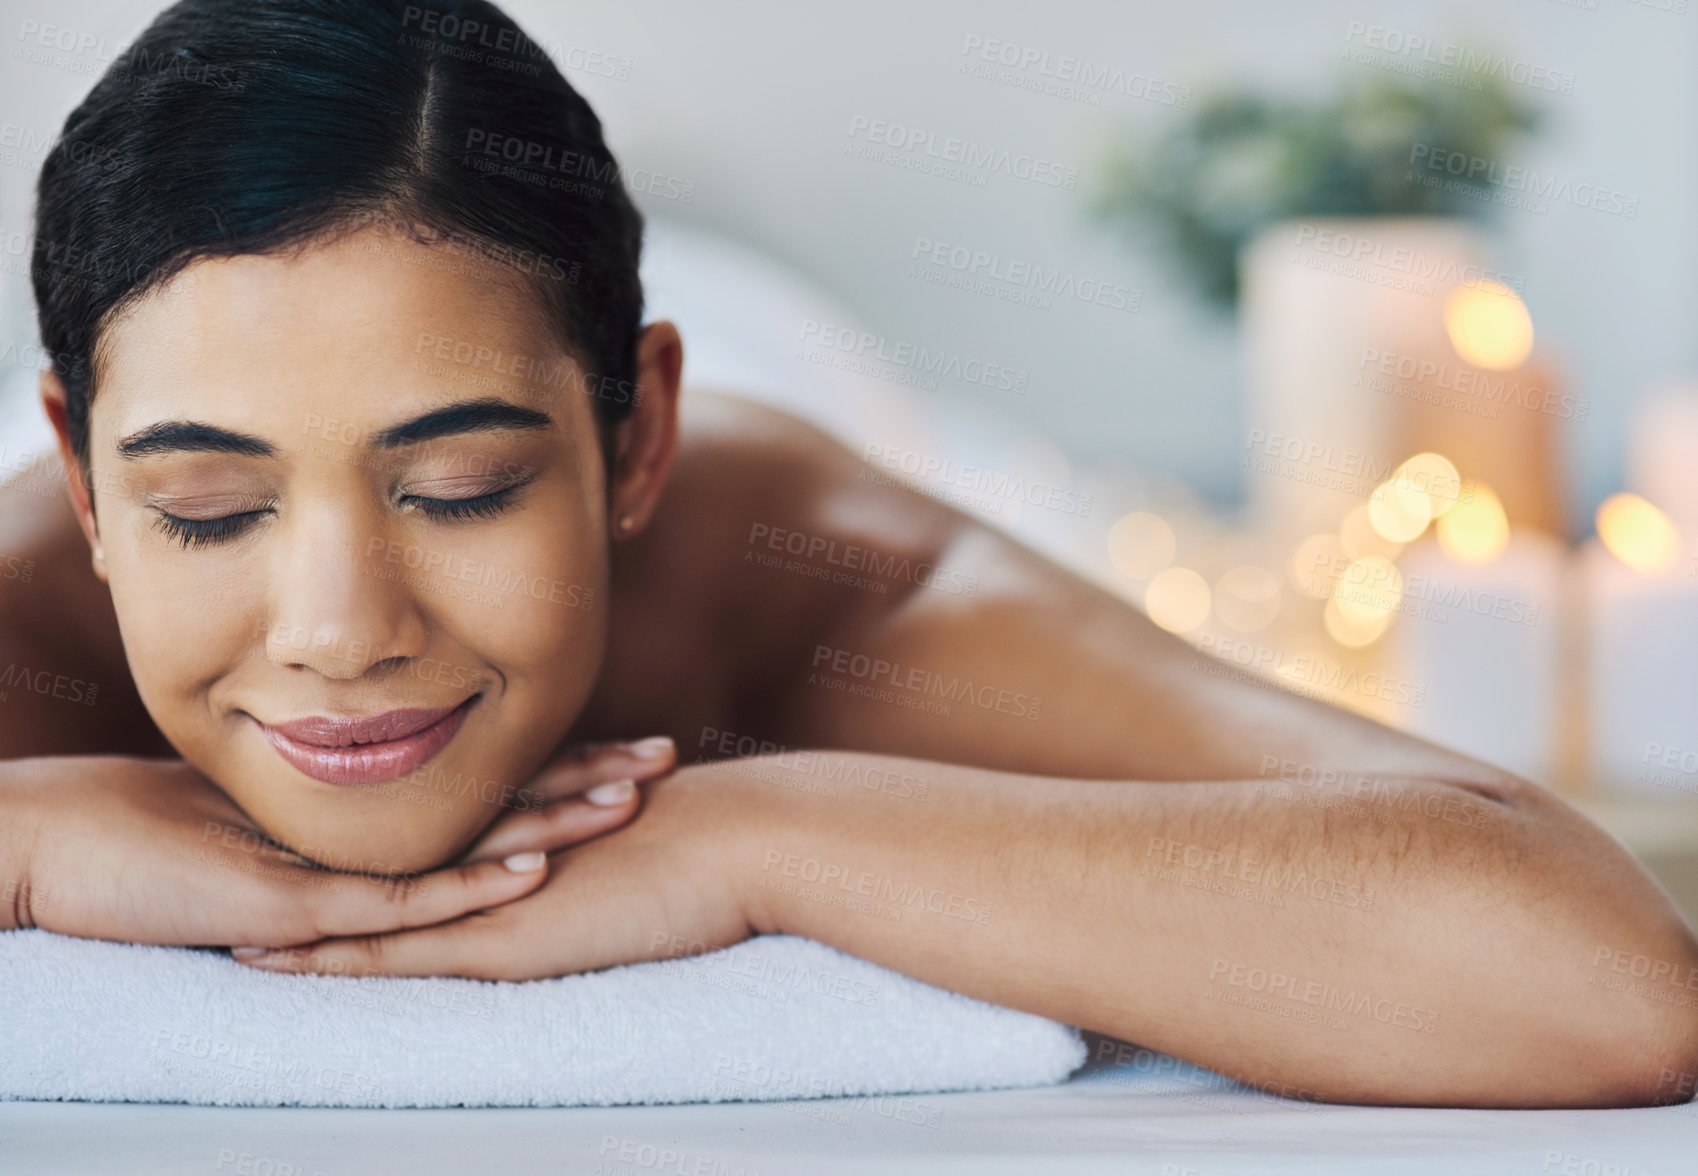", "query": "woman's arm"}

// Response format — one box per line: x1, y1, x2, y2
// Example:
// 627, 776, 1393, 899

724, 750, 1698, 1109
240, 746, 1698, 1108
725, 464, 1697, 1103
